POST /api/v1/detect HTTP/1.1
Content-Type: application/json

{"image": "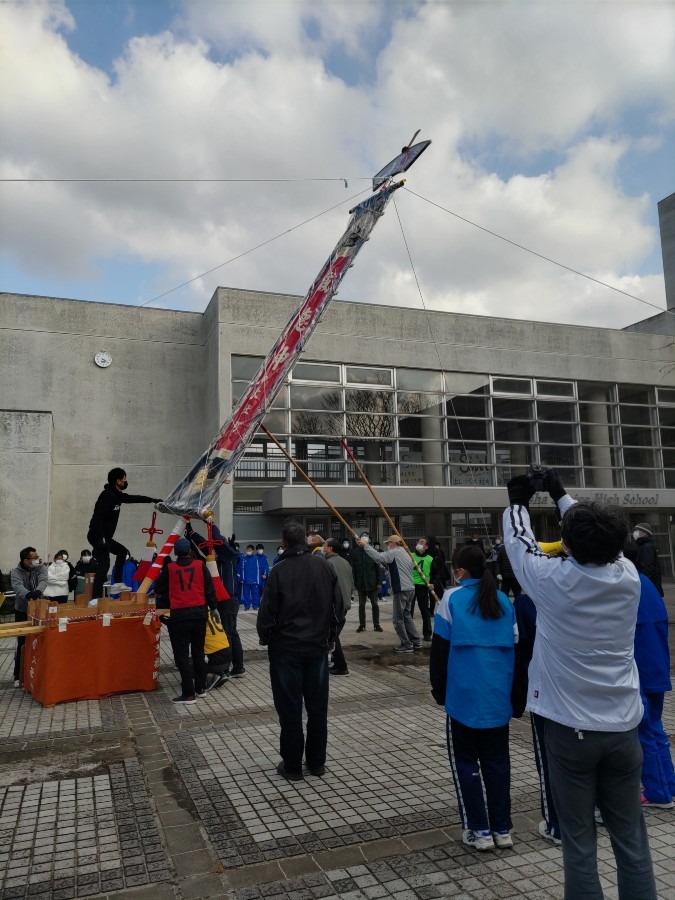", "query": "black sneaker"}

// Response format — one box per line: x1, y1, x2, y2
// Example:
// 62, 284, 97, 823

393, 645, 414, 654
213, 673, 230, 689
276, 761, 303, 781
356, 625, 365, 633
172, 694, 197, 704
230, 668, 246, 678
308, 764, 326, 777
374, 625, 383, 632
195, 689, 207, 698
329, 668, 349, 676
